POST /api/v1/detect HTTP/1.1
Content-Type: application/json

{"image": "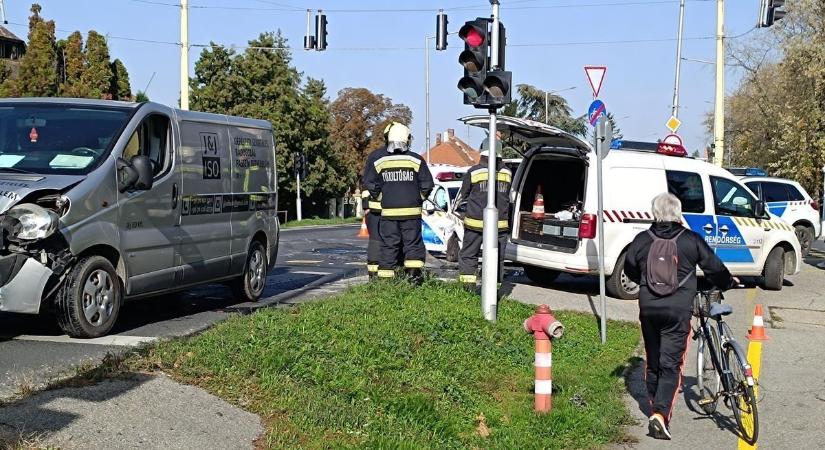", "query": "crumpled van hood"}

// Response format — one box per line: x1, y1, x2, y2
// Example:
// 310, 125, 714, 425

0, 174, 85, 213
